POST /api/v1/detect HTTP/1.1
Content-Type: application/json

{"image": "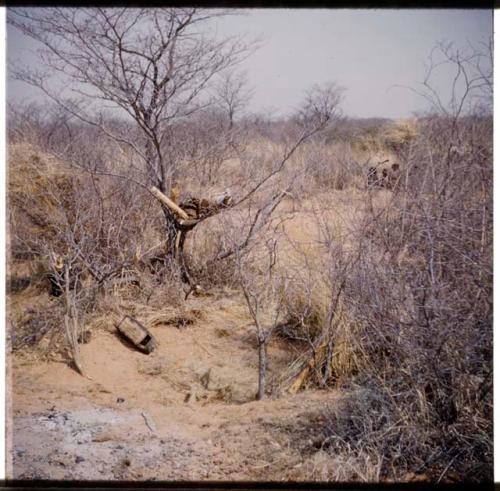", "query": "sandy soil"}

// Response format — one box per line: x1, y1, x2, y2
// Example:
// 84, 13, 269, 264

8, 190, 395, 482
8, 292, 341, 482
